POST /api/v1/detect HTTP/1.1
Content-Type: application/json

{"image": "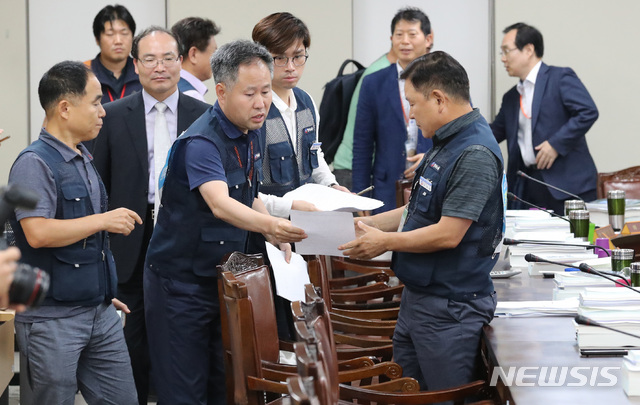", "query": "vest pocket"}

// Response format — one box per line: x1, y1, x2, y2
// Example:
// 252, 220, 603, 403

61, 182, 90, 218
268, 141, 295, 184
51, 248, 100, 302
193, 226, 245, 277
